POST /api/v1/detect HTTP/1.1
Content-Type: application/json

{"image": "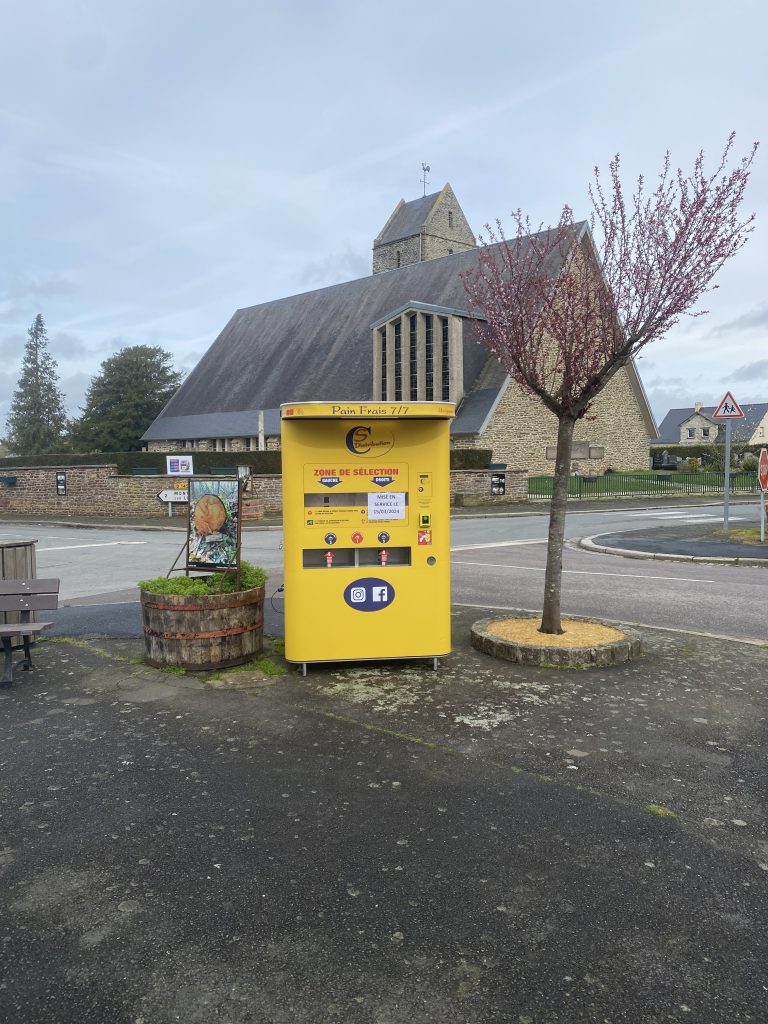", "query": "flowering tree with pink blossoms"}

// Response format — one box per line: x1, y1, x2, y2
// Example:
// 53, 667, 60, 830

463, 135, 758, 634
